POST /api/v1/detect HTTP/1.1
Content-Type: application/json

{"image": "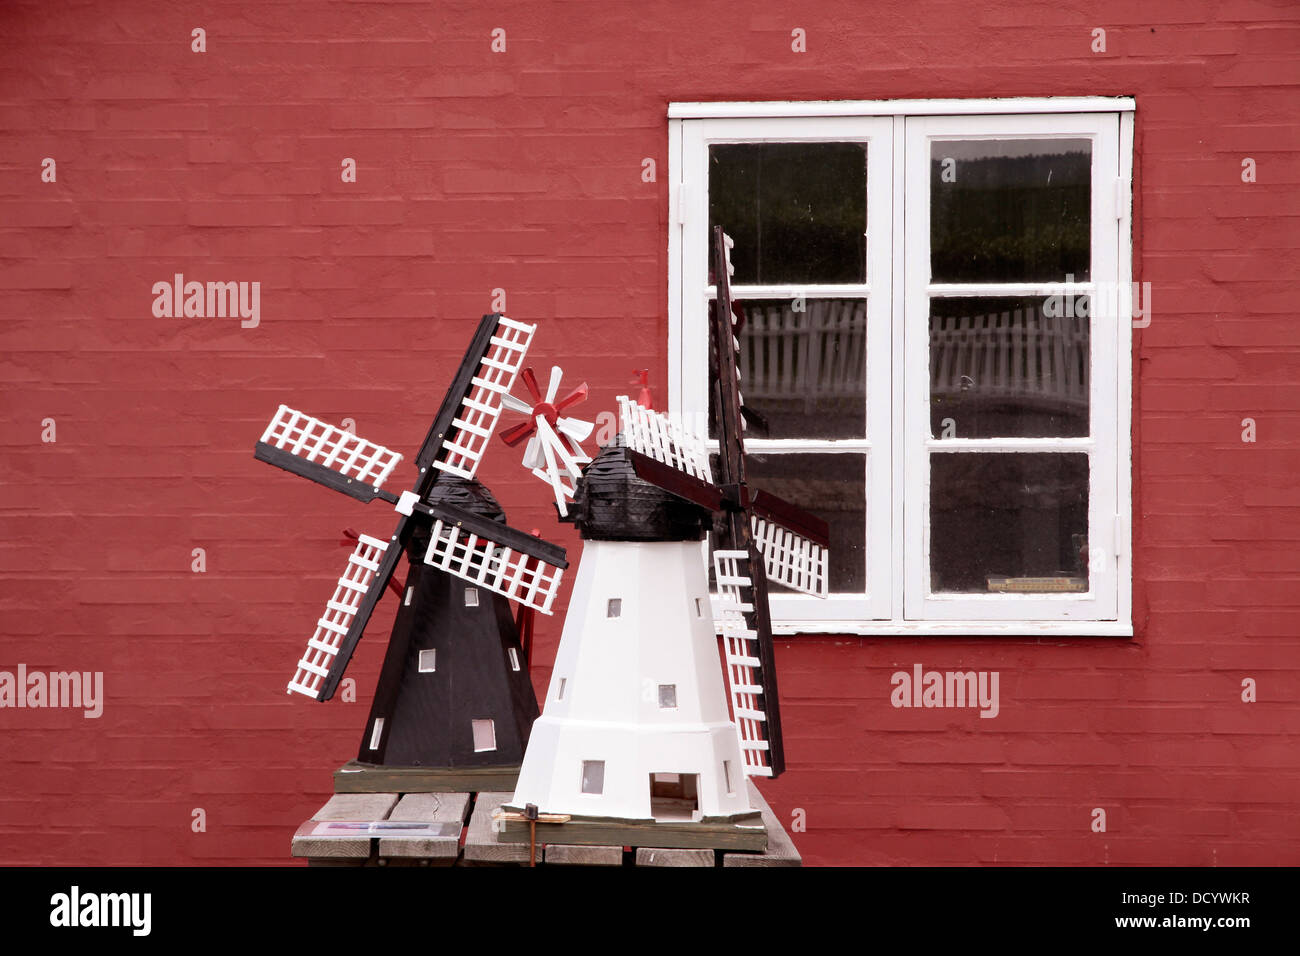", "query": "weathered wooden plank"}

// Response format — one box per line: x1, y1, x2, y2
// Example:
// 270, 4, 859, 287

291, 792, 399, 861
498, 812, 766, 851
635, 847, 715, 867
335, 760, 521, 794
544, 843, 624, 866
314, 791, 400, 820
378, 792, 471, 863
722, 782, 802, 867
291, 819, 372, 863
463, 792, 541, 865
